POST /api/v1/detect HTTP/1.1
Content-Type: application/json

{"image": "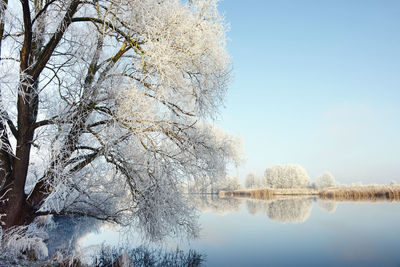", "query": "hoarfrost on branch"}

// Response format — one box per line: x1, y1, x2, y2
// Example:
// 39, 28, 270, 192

0, 0, 241, 241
